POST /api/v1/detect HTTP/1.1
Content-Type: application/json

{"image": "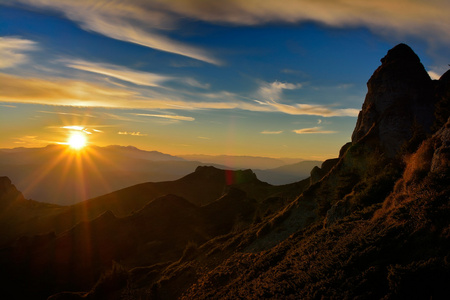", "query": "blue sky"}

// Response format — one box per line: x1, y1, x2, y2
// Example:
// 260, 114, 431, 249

0, 0, 448, 159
